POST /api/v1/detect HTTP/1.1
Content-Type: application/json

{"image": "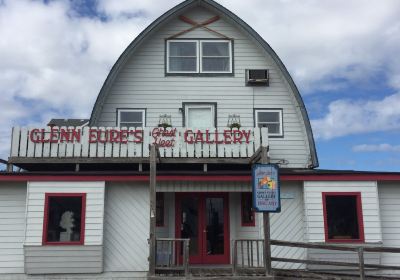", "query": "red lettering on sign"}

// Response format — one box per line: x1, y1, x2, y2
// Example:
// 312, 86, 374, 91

89, 129, 97, 143
29, 129, 40, 143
